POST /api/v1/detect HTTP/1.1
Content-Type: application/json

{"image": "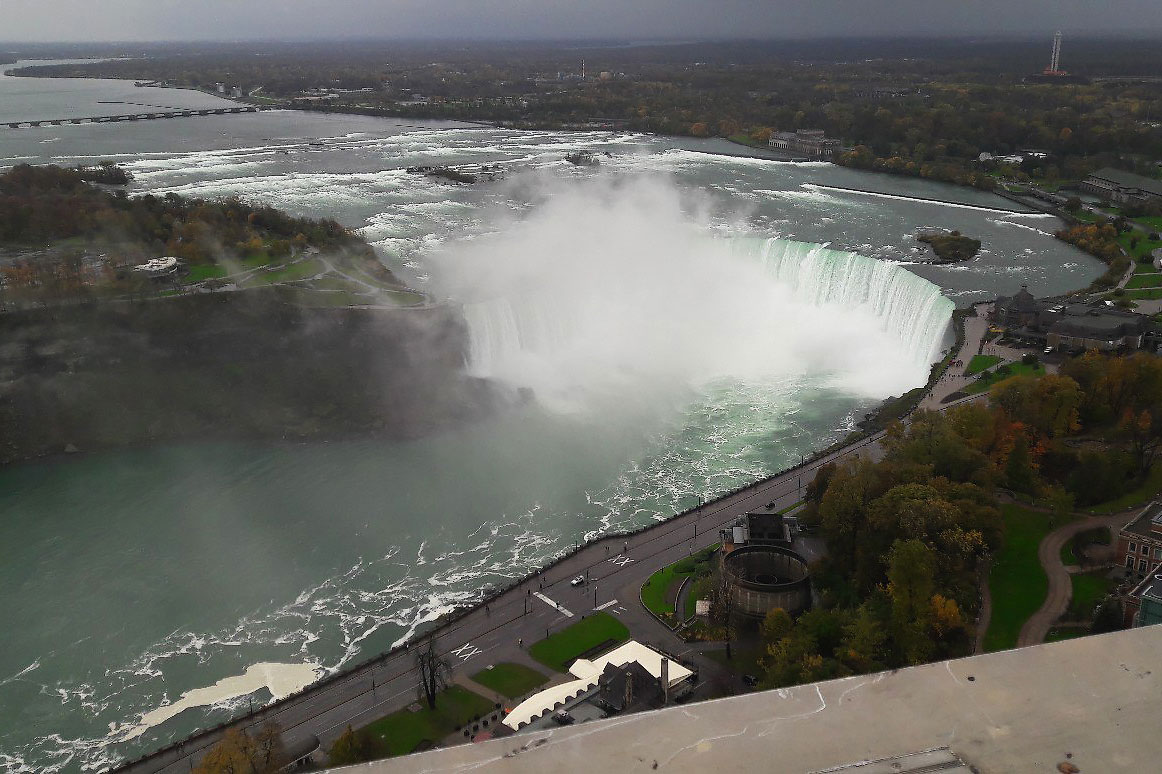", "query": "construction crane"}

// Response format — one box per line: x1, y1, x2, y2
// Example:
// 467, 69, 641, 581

1043, 31, 1068, 76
